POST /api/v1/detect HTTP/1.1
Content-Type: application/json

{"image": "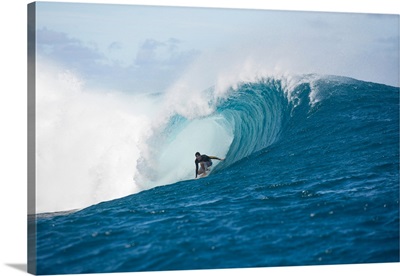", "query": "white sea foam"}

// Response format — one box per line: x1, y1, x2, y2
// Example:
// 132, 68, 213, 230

35, 59, 233, 213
